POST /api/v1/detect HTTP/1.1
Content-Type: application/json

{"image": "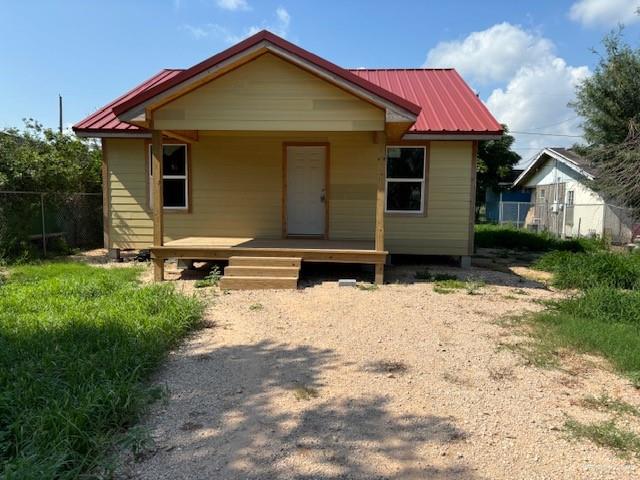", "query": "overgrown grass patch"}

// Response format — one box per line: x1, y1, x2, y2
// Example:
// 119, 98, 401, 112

0, 262, 204, 478
565, 418, 640, 458
533, 250, 640, 290
579, 393, 640, 418
530, 288, 640, 384
475, 224, 603, 252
